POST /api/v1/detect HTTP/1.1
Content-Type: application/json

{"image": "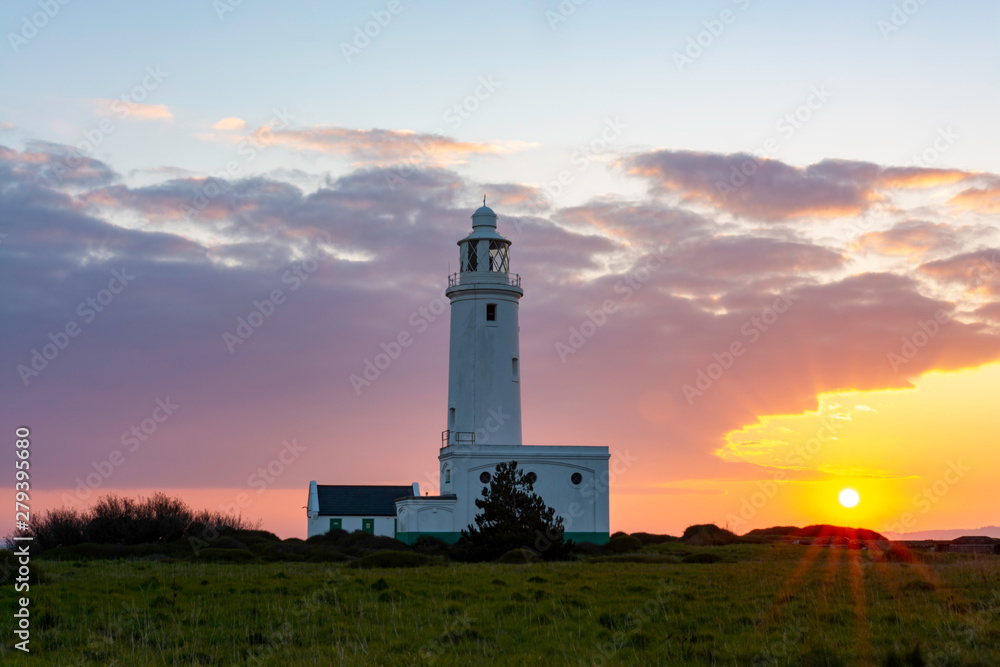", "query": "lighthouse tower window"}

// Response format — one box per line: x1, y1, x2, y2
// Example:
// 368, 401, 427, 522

489, 240, 508, 272
486, 303, 497, 321
465, 242, 478, 272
